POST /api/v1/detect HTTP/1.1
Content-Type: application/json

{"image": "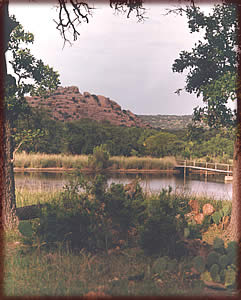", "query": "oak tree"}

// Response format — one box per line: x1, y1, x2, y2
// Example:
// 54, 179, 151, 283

171, 3, 241, 240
